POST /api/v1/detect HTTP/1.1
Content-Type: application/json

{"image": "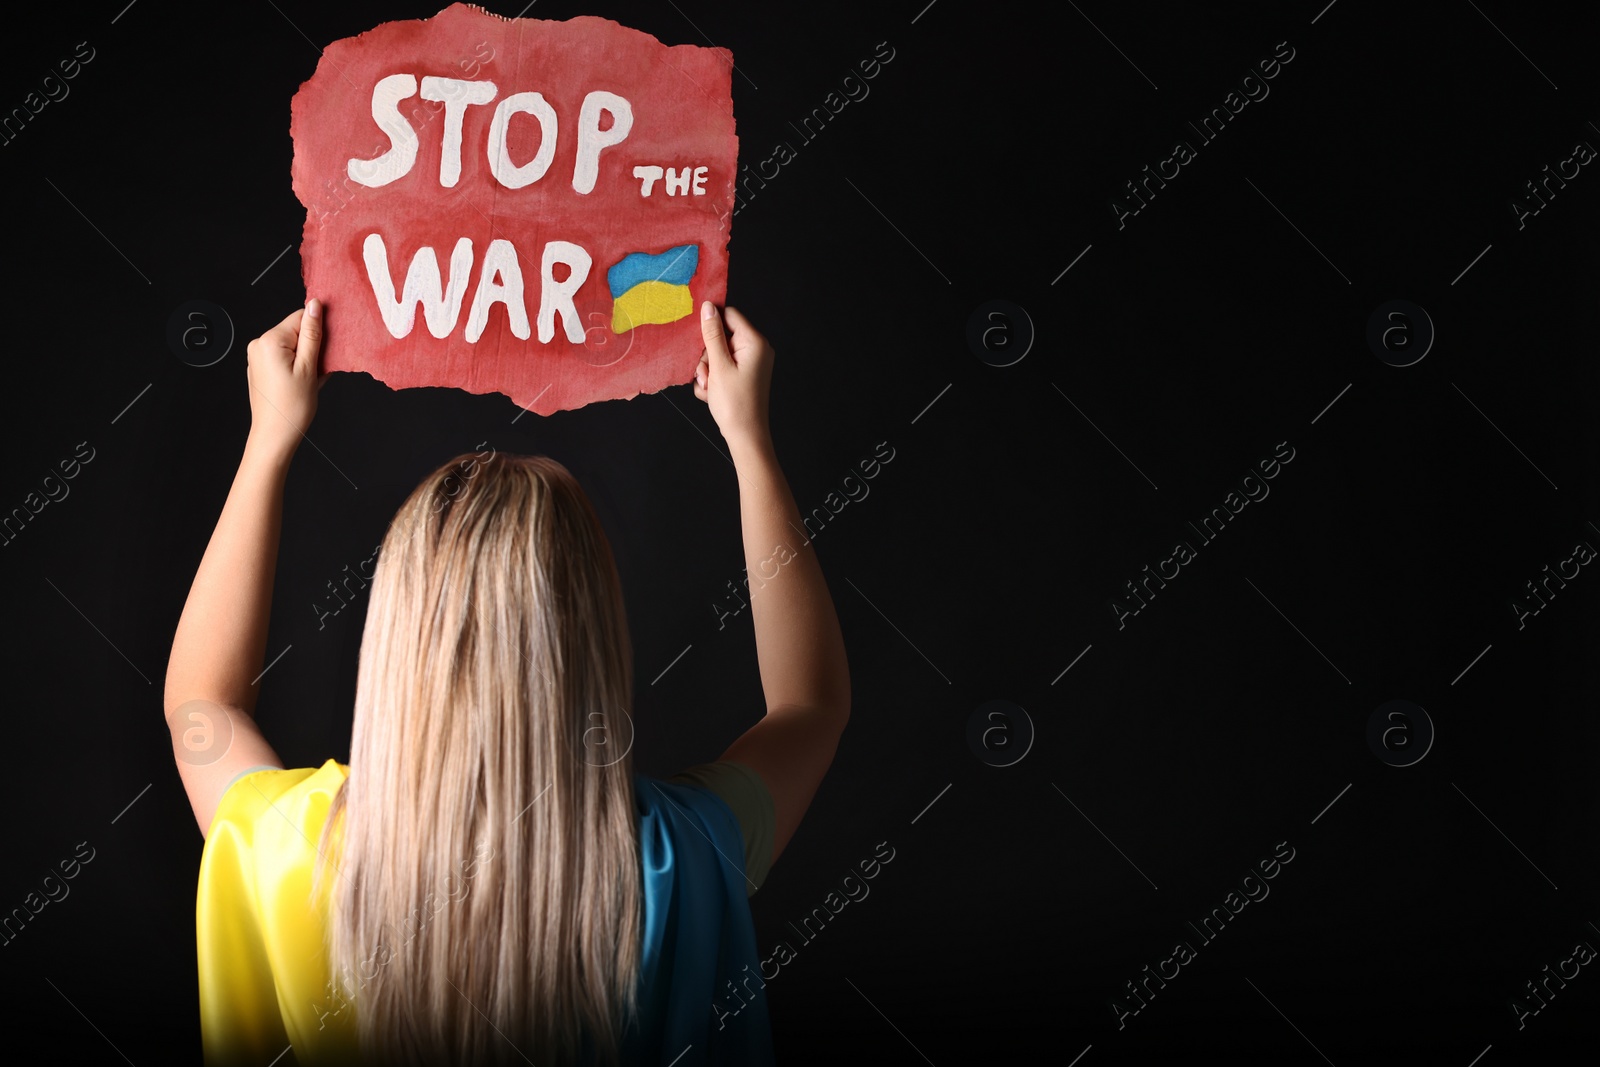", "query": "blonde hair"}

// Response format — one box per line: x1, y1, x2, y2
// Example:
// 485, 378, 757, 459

313, 451, 641, 1064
